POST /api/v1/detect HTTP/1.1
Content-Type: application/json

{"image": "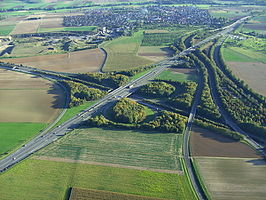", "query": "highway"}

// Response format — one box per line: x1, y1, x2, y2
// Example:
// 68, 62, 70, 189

0, 16, 250, 200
